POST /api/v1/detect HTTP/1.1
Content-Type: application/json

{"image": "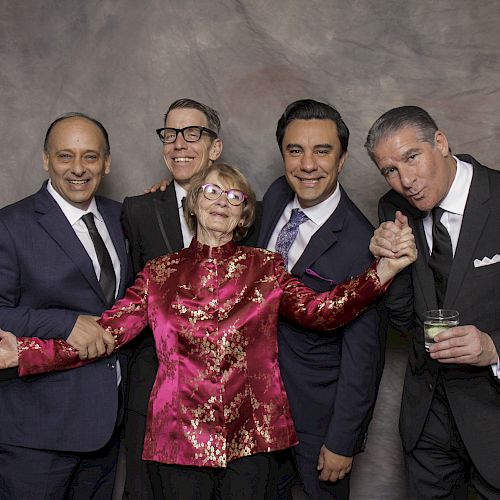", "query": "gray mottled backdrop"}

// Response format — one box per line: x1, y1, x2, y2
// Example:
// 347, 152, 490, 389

2, 1, 499, 498
2, 0, 499, 222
